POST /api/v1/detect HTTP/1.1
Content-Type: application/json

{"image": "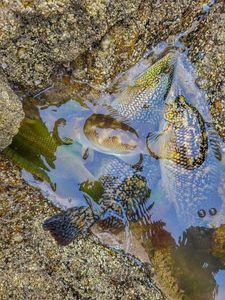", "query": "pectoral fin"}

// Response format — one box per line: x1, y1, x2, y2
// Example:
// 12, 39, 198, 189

43, 205, 96, 246
146, 122, 175, 160
146, 131, 163, 159
83, 193, 104, 218
206, 122, 222, 161
82, 147, 89, 160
